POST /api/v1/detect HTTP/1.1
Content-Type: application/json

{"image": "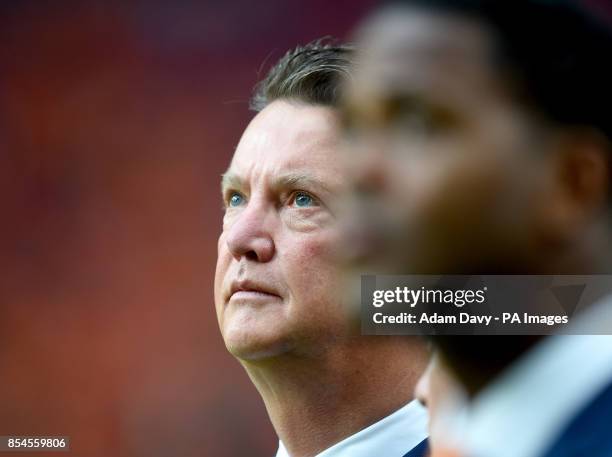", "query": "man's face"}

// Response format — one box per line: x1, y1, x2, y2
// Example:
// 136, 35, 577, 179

214, 100, 350, 360
415, 352, 467, 452
341, 8, 557, 275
